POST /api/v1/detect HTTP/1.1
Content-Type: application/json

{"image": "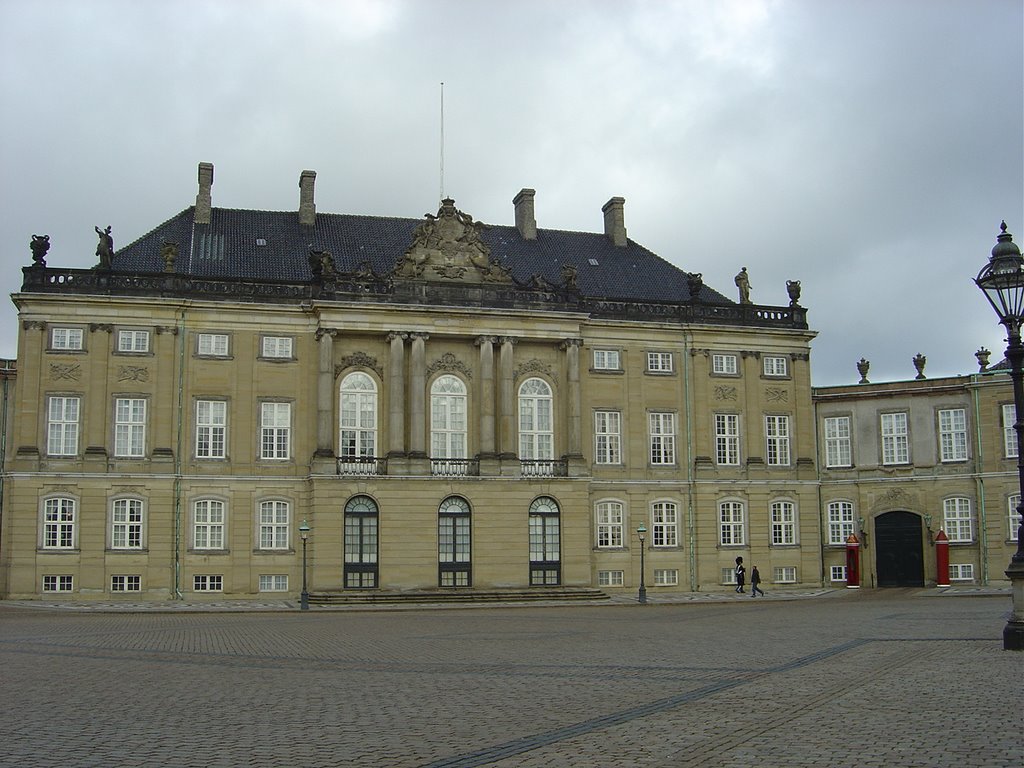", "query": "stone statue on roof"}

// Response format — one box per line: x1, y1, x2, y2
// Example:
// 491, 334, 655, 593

734, 267, 751, 304
95, 226, 114, 270
30, 234, 50, 267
